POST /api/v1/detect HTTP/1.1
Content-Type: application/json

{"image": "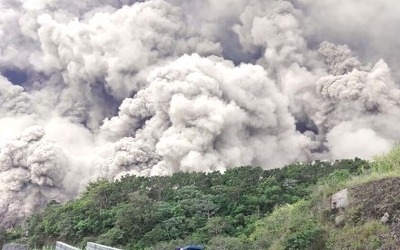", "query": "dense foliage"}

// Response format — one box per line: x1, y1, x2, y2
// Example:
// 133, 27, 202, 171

20, 158, 368, 249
